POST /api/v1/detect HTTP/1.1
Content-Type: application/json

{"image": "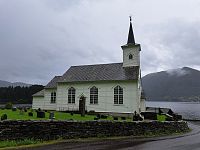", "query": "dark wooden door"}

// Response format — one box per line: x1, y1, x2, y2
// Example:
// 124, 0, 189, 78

79, 96, 86, 116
